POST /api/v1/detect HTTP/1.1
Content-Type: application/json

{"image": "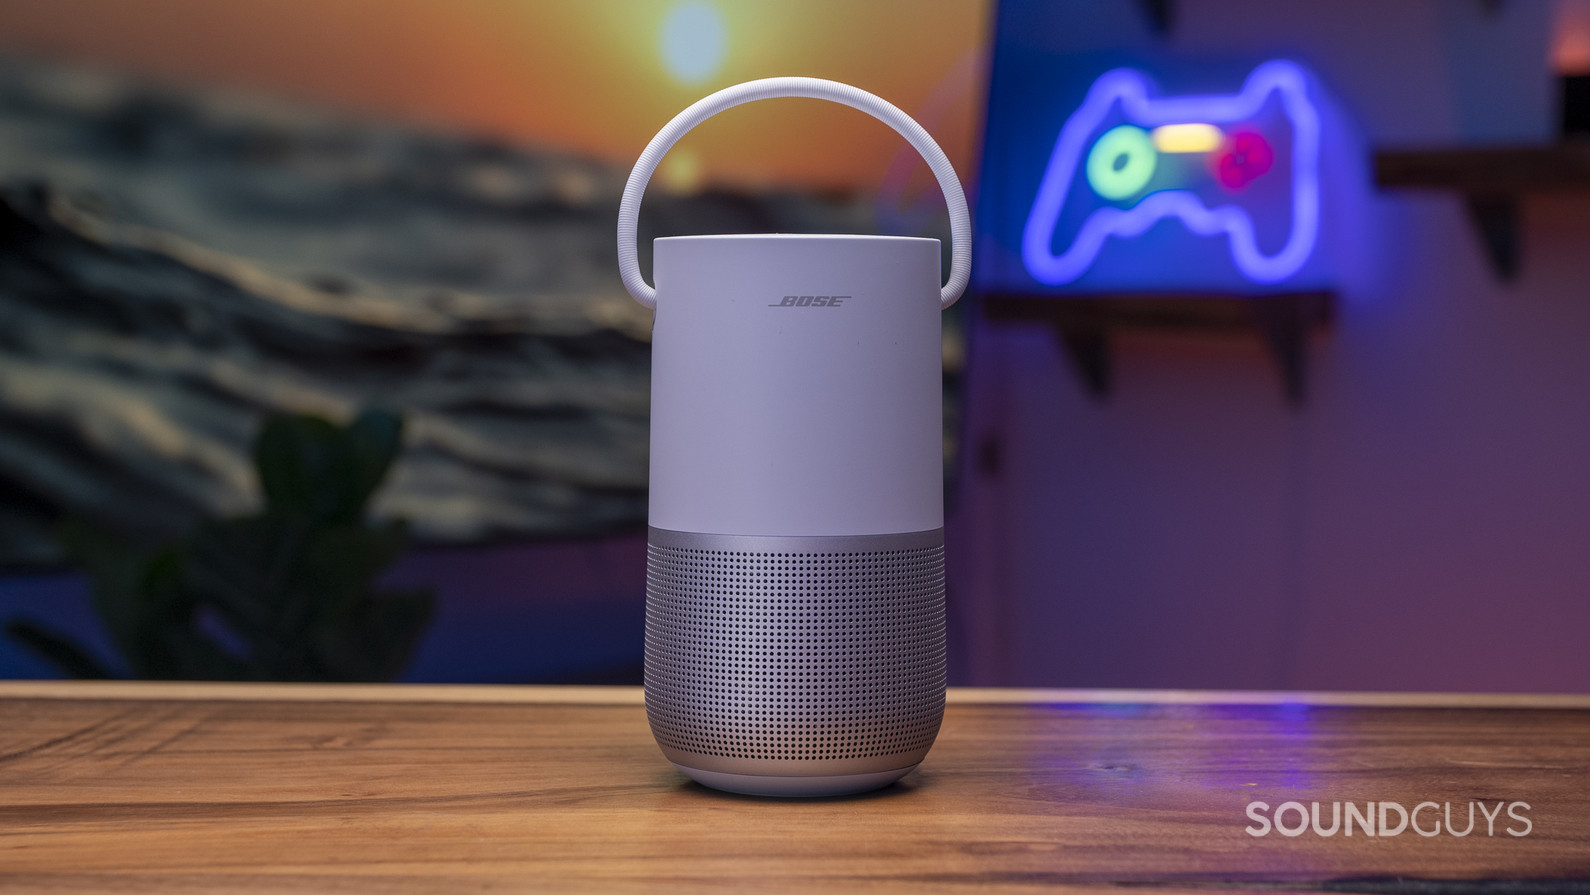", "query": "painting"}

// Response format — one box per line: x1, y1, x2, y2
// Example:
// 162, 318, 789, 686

0, 1, 985, 567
